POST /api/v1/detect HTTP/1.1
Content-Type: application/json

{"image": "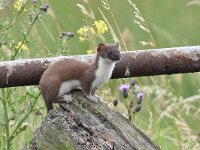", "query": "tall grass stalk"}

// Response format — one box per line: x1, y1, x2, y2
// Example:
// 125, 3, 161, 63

128, 0, 156, 47
0, 89, 10, 150
11, 12, 40, 60
101, 0, 128, 51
